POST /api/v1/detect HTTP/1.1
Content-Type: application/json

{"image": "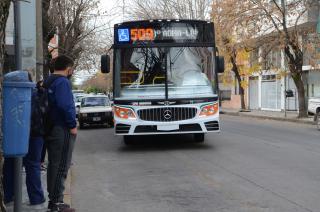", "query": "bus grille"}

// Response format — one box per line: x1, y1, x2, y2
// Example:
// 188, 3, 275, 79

137, 107, 197, 122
